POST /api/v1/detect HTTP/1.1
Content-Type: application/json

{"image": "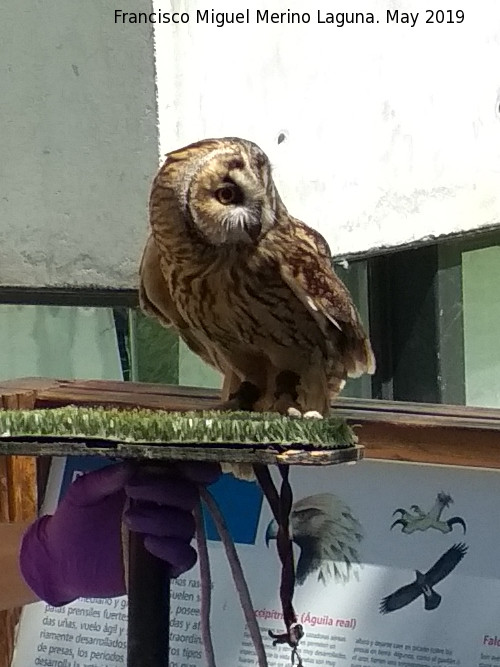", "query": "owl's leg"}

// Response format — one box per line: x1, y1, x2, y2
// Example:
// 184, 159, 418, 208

219, 381, 261, 411
296, 363, 330, 416
215, 368, 264, 412
265, 362, 330, 417
220, 370, 240, 402
217, 370, 262, 480
269, 370, 302, 416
